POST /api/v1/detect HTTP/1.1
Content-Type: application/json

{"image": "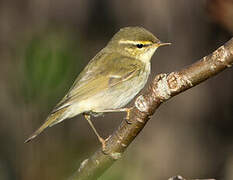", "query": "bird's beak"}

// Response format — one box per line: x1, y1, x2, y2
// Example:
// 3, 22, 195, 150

157, 42, 171, 47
